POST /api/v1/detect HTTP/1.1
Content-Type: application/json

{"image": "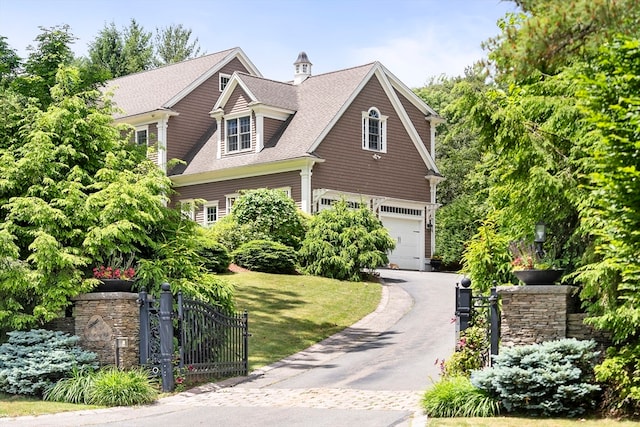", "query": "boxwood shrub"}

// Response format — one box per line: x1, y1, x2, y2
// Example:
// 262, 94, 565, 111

232, 240, 298, 274
198, 239, 232, 273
